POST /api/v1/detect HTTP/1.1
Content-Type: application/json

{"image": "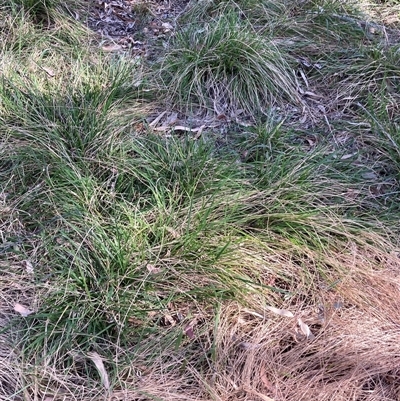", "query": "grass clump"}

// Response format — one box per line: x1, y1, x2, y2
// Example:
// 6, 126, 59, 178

156, 10, 300, 116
